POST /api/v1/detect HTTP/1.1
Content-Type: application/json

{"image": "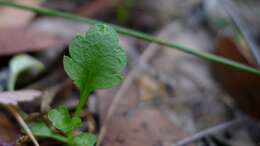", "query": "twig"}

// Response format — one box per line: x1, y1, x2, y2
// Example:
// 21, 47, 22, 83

7, 105, 40, 146
96, 24, 174, 146
172, 119, 244, 146
0, 1, 260, 76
